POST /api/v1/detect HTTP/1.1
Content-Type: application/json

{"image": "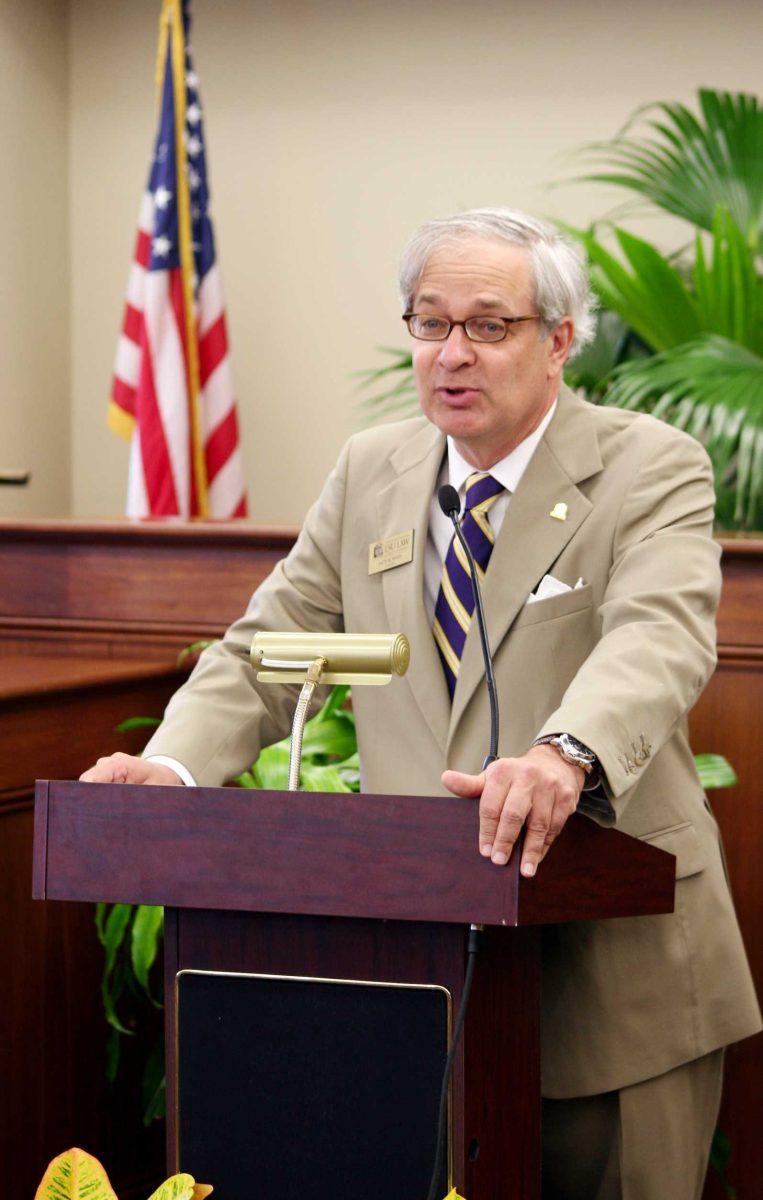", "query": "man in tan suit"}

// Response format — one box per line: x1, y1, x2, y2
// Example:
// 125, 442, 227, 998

83, 209, 760, 1198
